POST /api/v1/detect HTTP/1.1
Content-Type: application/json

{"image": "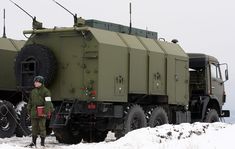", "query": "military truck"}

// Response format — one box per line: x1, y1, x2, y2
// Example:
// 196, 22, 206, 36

0, 37, 27, 138
14, 17, 229, 143
0, 8, 31, 138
